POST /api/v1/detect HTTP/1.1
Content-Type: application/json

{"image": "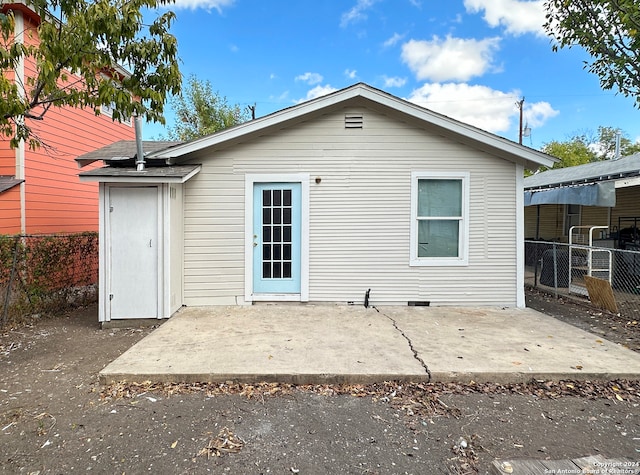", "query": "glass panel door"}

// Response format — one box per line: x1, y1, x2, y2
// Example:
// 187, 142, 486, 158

253, 183, 301, 294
